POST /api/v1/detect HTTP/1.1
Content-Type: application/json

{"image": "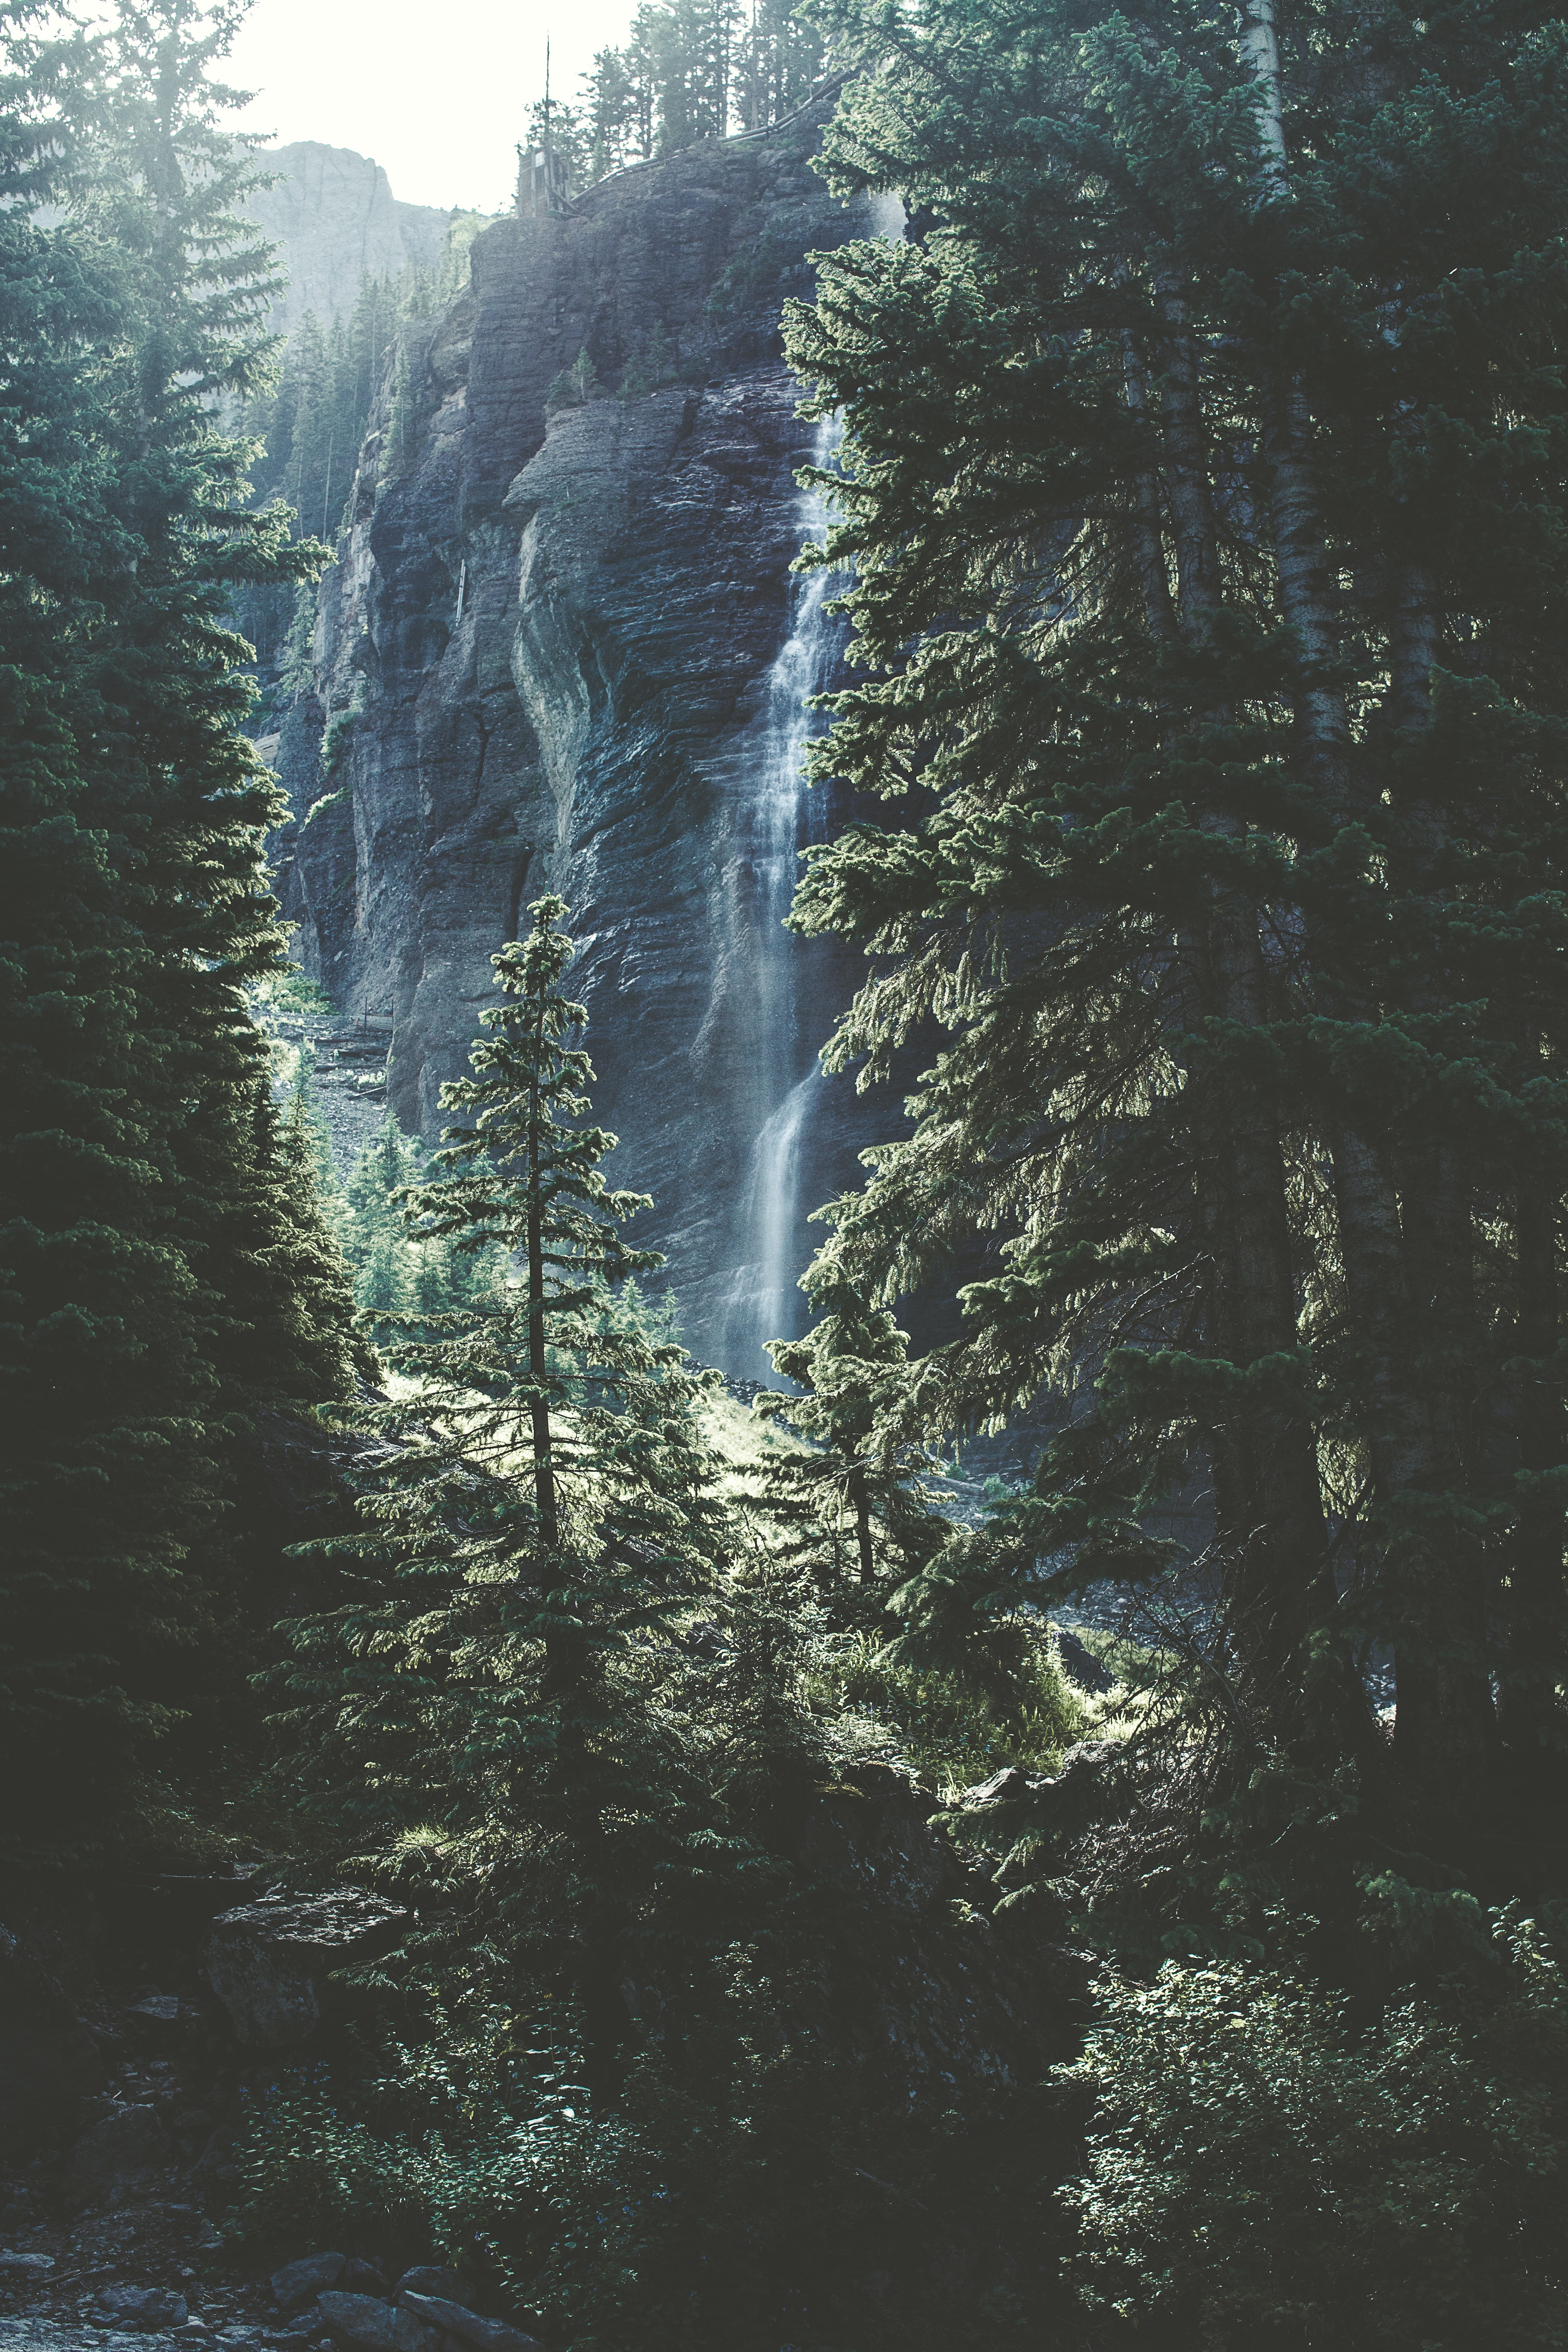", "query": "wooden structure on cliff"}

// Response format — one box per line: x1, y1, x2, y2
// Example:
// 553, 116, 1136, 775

515, 141, 572, 218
